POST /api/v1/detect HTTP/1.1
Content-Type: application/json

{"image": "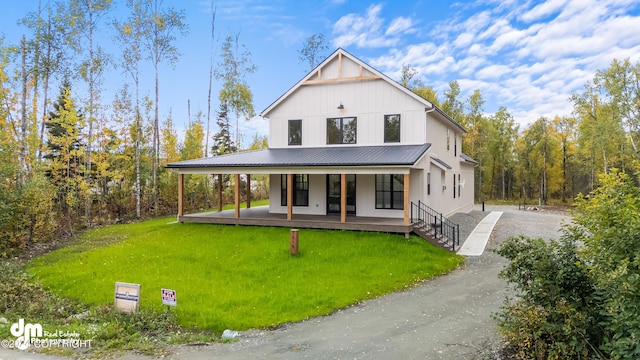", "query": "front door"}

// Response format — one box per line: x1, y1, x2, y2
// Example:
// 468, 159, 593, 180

327, 174, 356, 215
